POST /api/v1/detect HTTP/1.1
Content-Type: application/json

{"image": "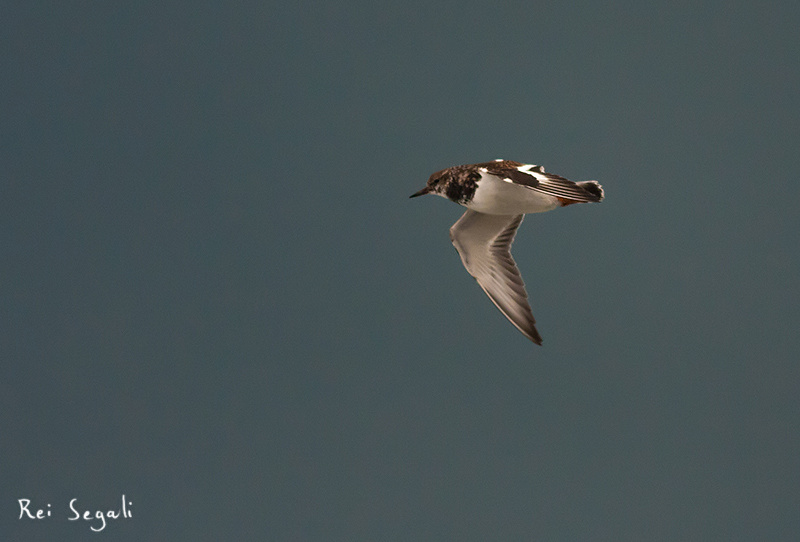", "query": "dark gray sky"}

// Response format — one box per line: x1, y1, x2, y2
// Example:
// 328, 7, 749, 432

3, 1, 799, 540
